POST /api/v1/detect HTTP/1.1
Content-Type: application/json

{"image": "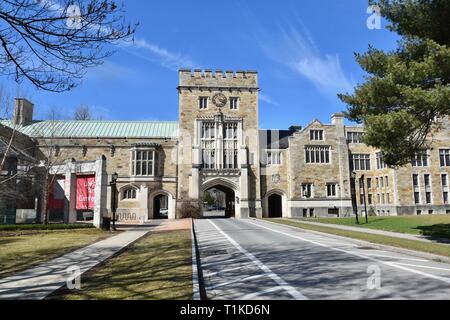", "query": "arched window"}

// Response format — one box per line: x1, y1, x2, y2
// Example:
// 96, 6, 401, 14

123, 188, 137, 200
